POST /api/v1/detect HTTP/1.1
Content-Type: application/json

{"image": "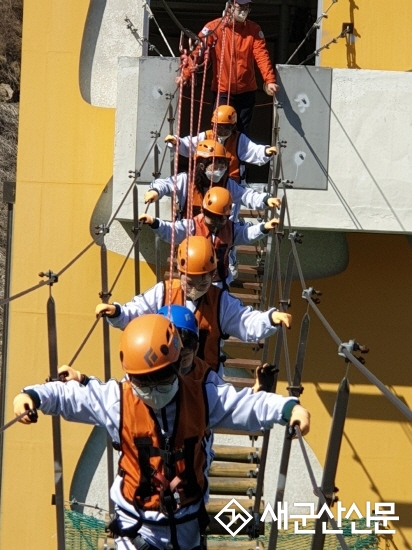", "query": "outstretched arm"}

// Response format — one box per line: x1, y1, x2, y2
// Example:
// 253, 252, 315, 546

12, 378, 121, 437
206, 371, 310, 434
139, 215, 192, 245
